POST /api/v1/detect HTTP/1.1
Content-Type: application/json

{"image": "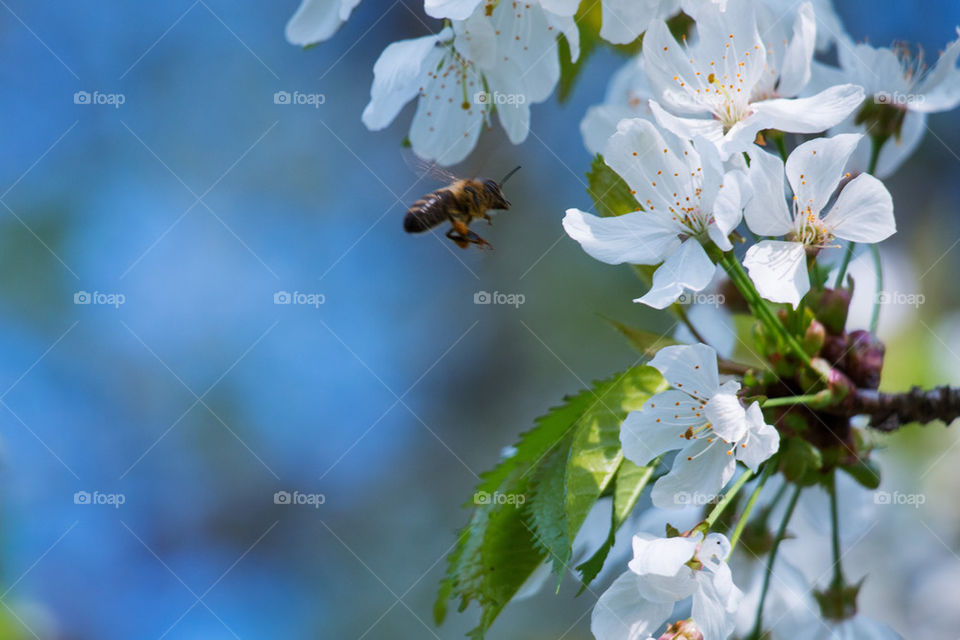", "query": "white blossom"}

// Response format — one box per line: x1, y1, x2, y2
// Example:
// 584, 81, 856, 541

564, 119, 744, 308
808, 30, 960, 177
642, 0, 864, 159
592, 532, 742, 640
361, 2, 578, 165
619, 344, 779, 509
741, 134, 896, 308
